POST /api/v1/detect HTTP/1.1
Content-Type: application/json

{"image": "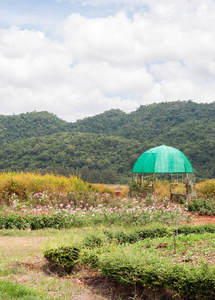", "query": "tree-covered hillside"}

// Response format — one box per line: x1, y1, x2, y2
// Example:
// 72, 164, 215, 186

0, 100, 215, 182
69, 100, 215, 143
0, 132, 149, 183
0, 111, 68, 143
